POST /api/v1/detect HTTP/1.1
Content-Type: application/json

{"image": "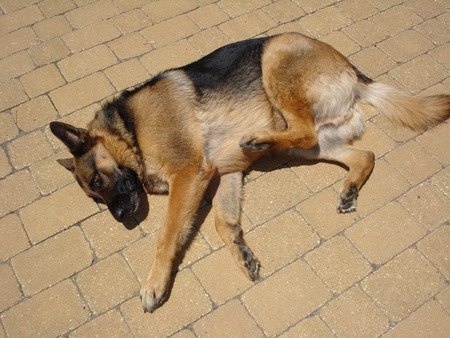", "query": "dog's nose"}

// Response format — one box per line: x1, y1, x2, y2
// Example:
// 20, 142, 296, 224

113, 207, 126, 221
